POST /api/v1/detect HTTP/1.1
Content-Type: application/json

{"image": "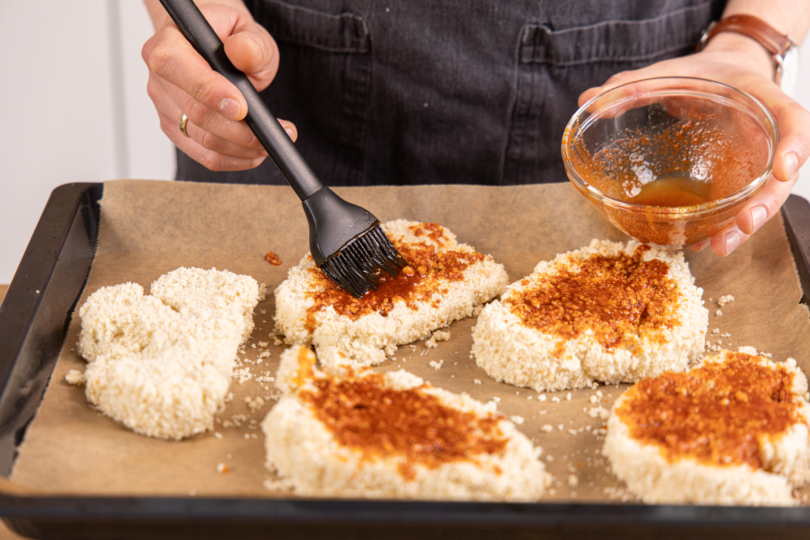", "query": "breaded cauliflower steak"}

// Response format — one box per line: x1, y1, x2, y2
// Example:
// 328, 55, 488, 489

76, 268, 259, 440
274, 220, 508, 369
473, 239, 707, 391
604, 348, 810, 506
262, 346, 551, 500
